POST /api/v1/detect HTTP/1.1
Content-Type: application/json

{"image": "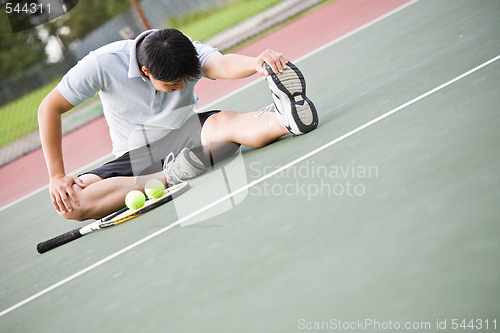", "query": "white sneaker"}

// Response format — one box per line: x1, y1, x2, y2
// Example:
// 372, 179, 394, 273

163, 148, 207, 185
264, 62, 318, 135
